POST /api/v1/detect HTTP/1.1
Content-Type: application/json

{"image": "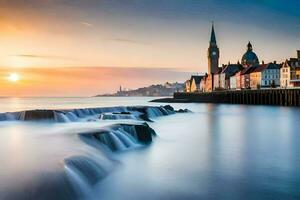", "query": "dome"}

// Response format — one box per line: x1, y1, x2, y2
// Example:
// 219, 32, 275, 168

241, 42, 259, 66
